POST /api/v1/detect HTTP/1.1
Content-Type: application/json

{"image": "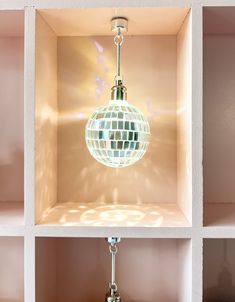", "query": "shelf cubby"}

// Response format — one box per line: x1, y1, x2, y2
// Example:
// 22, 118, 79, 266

203, 239, 235, 302
35, 7, 193, 227
0, 10, 24, 226
36, 237, 192, 302
203, 7, 235, 226
0, 236, 24, 301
